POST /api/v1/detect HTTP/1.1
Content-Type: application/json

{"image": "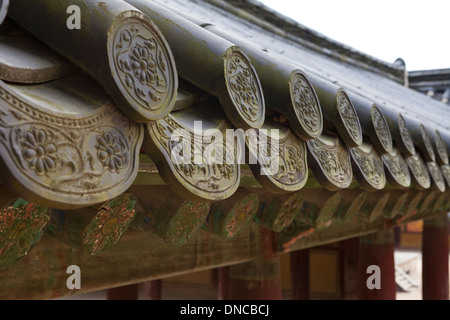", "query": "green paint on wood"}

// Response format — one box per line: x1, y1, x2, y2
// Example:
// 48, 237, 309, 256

403, 192, 423, 217
418, 192, 438, 213
133, 188, 211, 246
276, 219, 315, 252
384, 192, 409, 219
359, 193, 390, 223
255, 191, 303, 232
433, 193, 448, 213
228, 194, 258, 235
297, 192, 342, 228
46, 194, 137, 255
166, 201, 211, 246
82, 194, 137, 255
336, 192, 367, 222
315, 192, 342, 227
205, 193, 259, 239
0, 198, 50, 266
